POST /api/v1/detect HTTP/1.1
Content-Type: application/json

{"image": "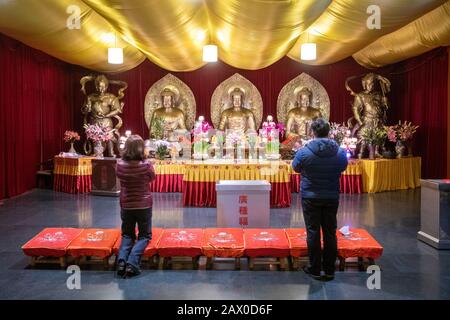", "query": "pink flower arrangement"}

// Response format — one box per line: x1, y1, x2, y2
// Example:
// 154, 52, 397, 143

386, 126, 398, 143
262, 120, 285, 136
63, 130, 80, 143
84, 124, 113, 142
192, 120, 211, 135
386, 121, 419, 143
